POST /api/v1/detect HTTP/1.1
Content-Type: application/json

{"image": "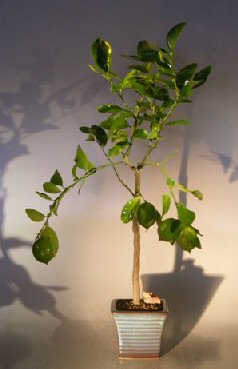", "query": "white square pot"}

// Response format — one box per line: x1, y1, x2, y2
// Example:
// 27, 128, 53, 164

111, 299, 168, 359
